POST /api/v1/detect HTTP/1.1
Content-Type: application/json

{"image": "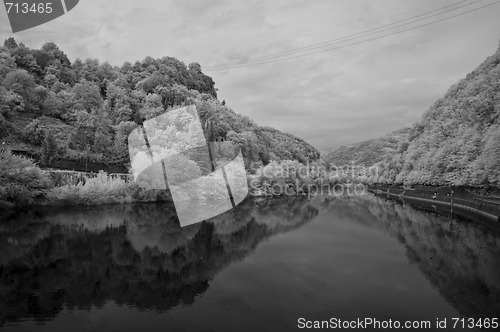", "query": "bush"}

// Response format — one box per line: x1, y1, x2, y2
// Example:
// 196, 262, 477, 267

24, 118, 46, 144
0, 149, 52, 209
